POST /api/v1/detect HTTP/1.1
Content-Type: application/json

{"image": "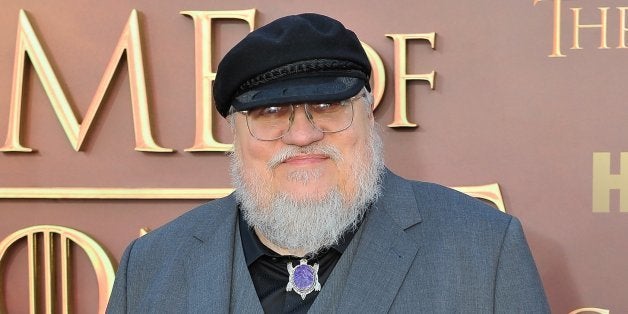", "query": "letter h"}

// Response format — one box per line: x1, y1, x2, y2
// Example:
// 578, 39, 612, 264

593, 152, 628, 212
